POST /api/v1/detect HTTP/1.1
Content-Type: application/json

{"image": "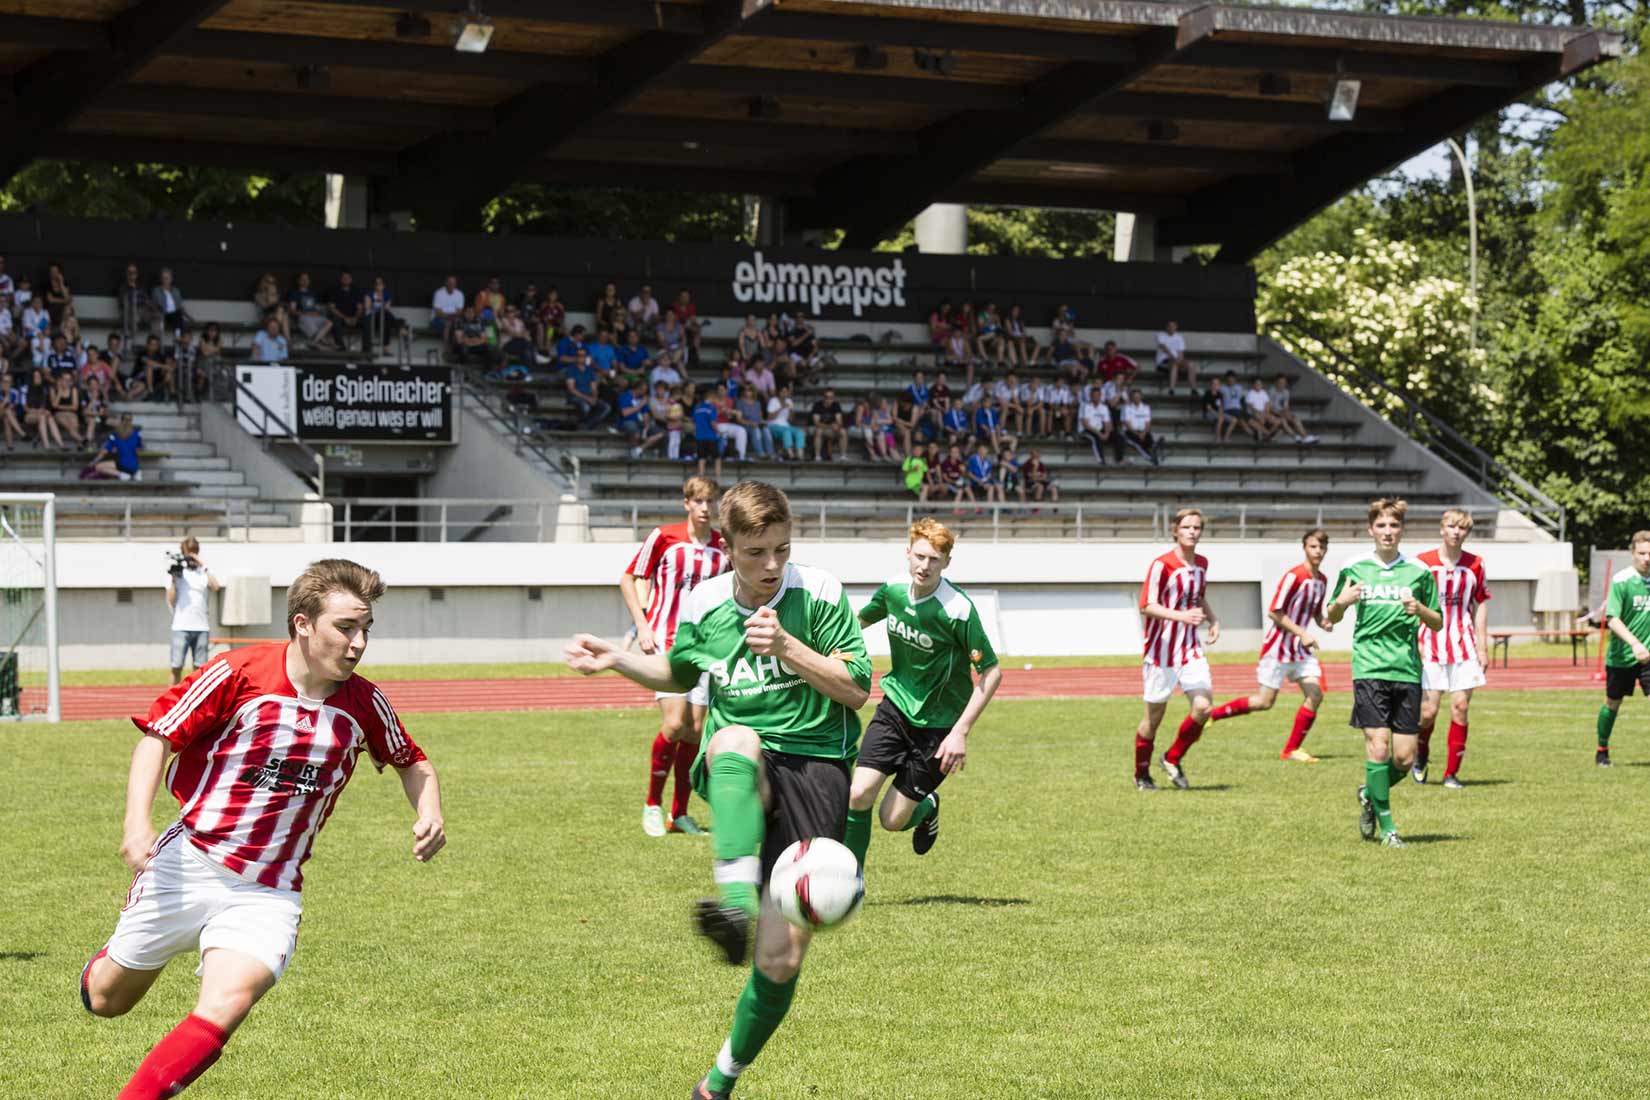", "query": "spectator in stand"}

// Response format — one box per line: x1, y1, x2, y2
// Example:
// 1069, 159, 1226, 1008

673, 289, 702, 357
853, 395, 881, 462
901, 443, 930, 502
628, 284, 661, 338
1269, 374, 1318, 444
364, 277, 401, 354
783, 311, 824, 386
197, 323, 224, 373
252, 272, 287, 339
78, 346, 115, 393
593, 282, 624, 334
967, 443, 999, 506
710, 388, 747, 462
21, 295, 51, 363
584, 325, 618, 378
517, 282, 541, 322
474, 276, 506, 323
554, 323, 587, 372
998, 446, 1025, 505
736, 314, 766, 367
1047, 329, 1085, 385
92, 412, 143, 480
82, 374, 112, 442
564, 349, 612, 431
1245, 376, 1279, 442
60, 303, 84, 352
975, 302, 1006, 367
1216, 371, 1254, 442
744, 352, 775, 400
929, 371, 953, 428
45, 263, 73, 327
691, 389, 721, 478
942, 326, 975, 386
497, 304, 537, 368
871, 393, 899, 461
939, 395, 970, 450
105, 332, 129, 381
939, 443, 972, 507
894, 391, 924, 454
151, 268, 192, 339
1038, 376, 1070, 437
25, 366, 65, 448
974, 392, 1015, 452
534, 287, 565, 356
45, 332, 77, 378
326, 271, 365, 352
766, 384, 806, 461
1121, 387, 1161, 465
431, 275, 464, 350
138, 336, 176, 402
1096, 340, 1138, 389
1025, 449, 1059, 507
1201, 375, 1223, 431
453, 305, 491, 367
617, 377, 650, 455
0, 291, 15, 362
173, 328, 200, 401
0, 255, 12, 296
252, 316, 289, 363
1050, 302, 1077, 344
735, 384, 772, 460
1155, 319, 1196, 393
286, 272, 332, 349
1004, 304, 1033, 367
928, 298, 953, 358
1079, 383, 1122, 465
656, 308, 687, 364
0, 368, 25, 451
49, 371, 84, 447
617, 328, 653, 382
995, 371, 1030, 435
809, 386, 848, 462
906, 368, 930, 419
